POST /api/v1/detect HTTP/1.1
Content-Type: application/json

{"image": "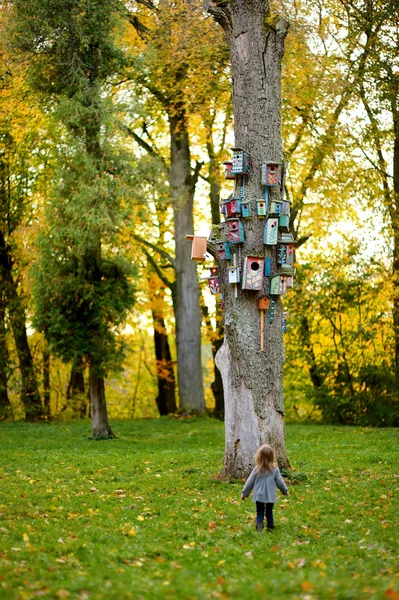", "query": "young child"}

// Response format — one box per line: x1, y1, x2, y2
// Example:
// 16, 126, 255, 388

241, 444, 288, 531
